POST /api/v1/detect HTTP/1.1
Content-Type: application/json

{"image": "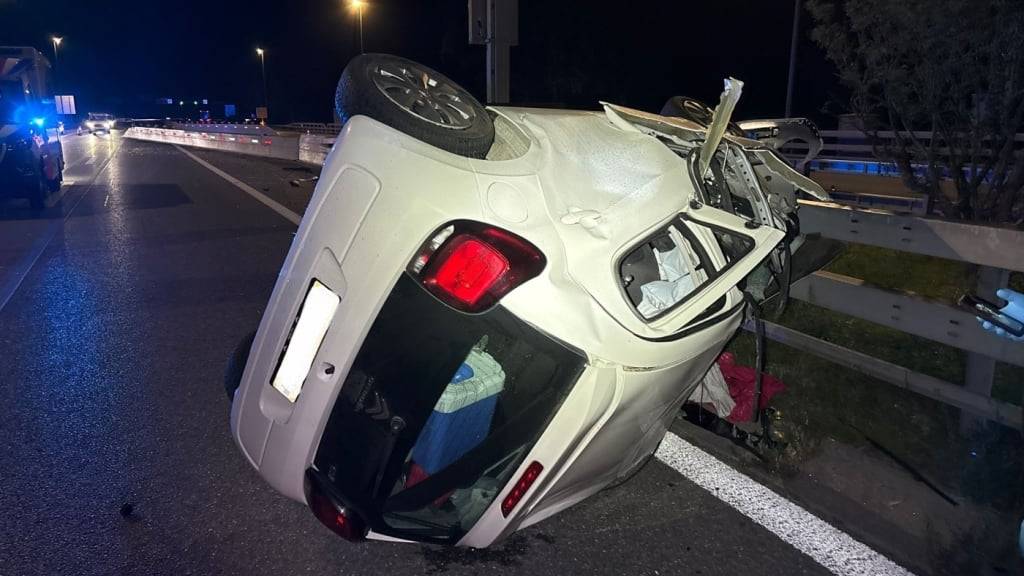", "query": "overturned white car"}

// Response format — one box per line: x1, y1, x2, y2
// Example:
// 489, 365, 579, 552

227, 54, 828, 547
